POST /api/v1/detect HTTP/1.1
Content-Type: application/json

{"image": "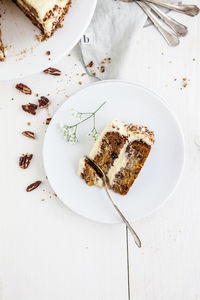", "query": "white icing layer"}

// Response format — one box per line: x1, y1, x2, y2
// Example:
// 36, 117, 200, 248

16, 0, 70, 35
